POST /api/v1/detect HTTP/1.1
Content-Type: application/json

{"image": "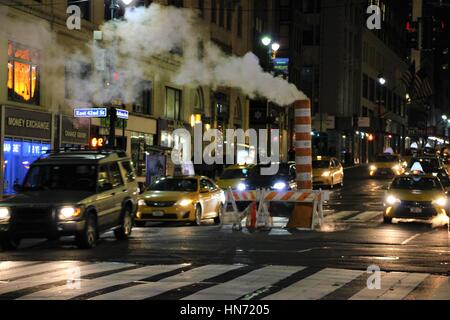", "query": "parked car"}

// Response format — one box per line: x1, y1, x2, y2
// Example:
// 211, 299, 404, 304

0, 150, 139, 250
